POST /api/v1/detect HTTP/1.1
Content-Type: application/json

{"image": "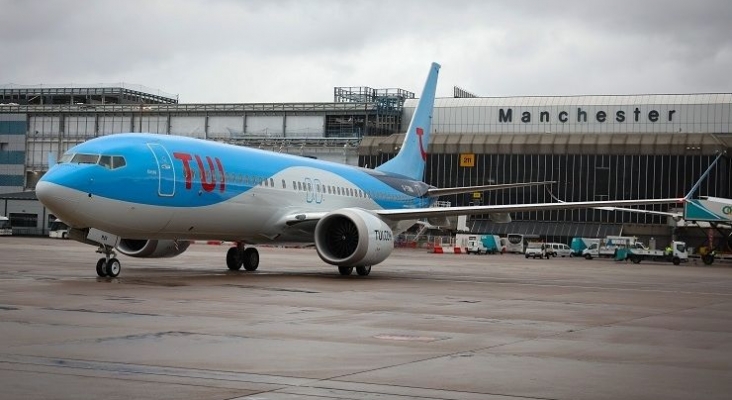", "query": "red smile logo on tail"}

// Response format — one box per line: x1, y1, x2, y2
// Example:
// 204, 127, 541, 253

416, 127, 427, 161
